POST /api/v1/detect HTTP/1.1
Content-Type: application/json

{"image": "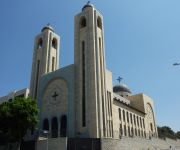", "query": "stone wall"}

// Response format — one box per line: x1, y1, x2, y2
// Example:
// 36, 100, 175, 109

101, 137, 180, 150
37, 137, 67, 150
